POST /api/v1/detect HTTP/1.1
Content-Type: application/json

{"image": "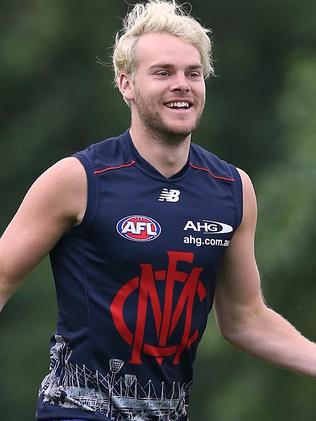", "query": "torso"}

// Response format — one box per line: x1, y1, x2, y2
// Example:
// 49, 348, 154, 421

37, 130, 242, 421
